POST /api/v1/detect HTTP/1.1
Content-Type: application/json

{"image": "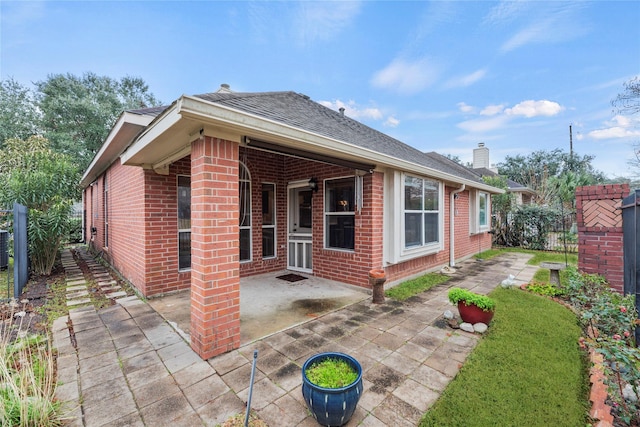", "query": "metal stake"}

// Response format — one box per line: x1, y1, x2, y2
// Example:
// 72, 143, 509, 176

244, 349, 258, 427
